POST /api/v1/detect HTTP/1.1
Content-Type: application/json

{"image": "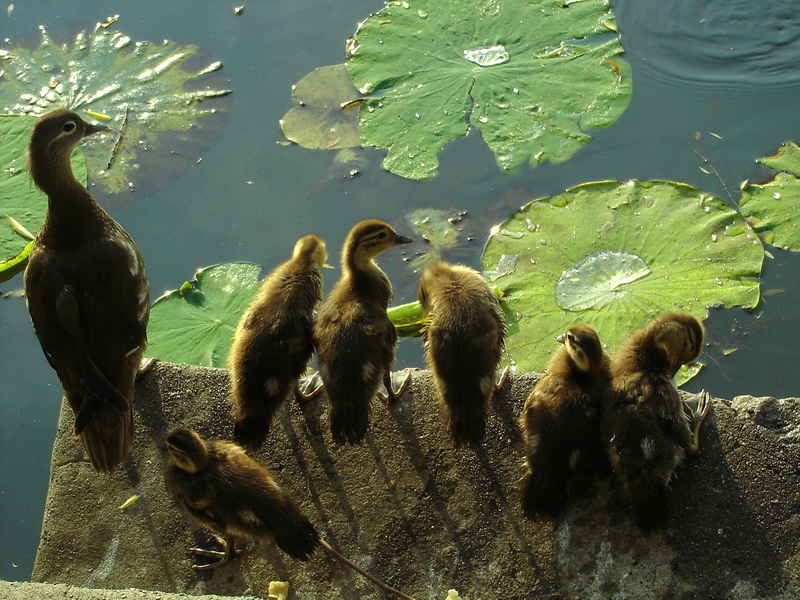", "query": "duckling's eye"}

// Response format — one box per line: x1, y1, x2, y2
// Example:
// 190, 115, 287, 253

377, 231, 387, 239
567, 333, 576, 344
62, 121, 76, 133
